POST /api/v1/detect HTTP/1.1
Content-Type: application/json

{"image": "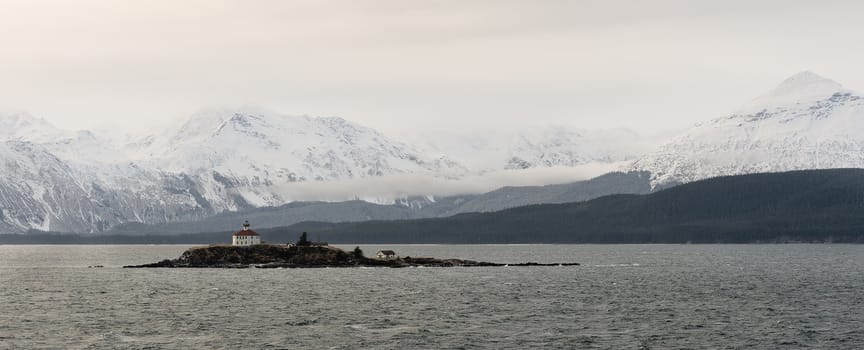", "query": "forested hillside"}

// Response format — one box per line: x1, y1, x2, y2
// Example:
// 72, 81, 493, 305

276, 169, 864, 243
4, 169, 864, 244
